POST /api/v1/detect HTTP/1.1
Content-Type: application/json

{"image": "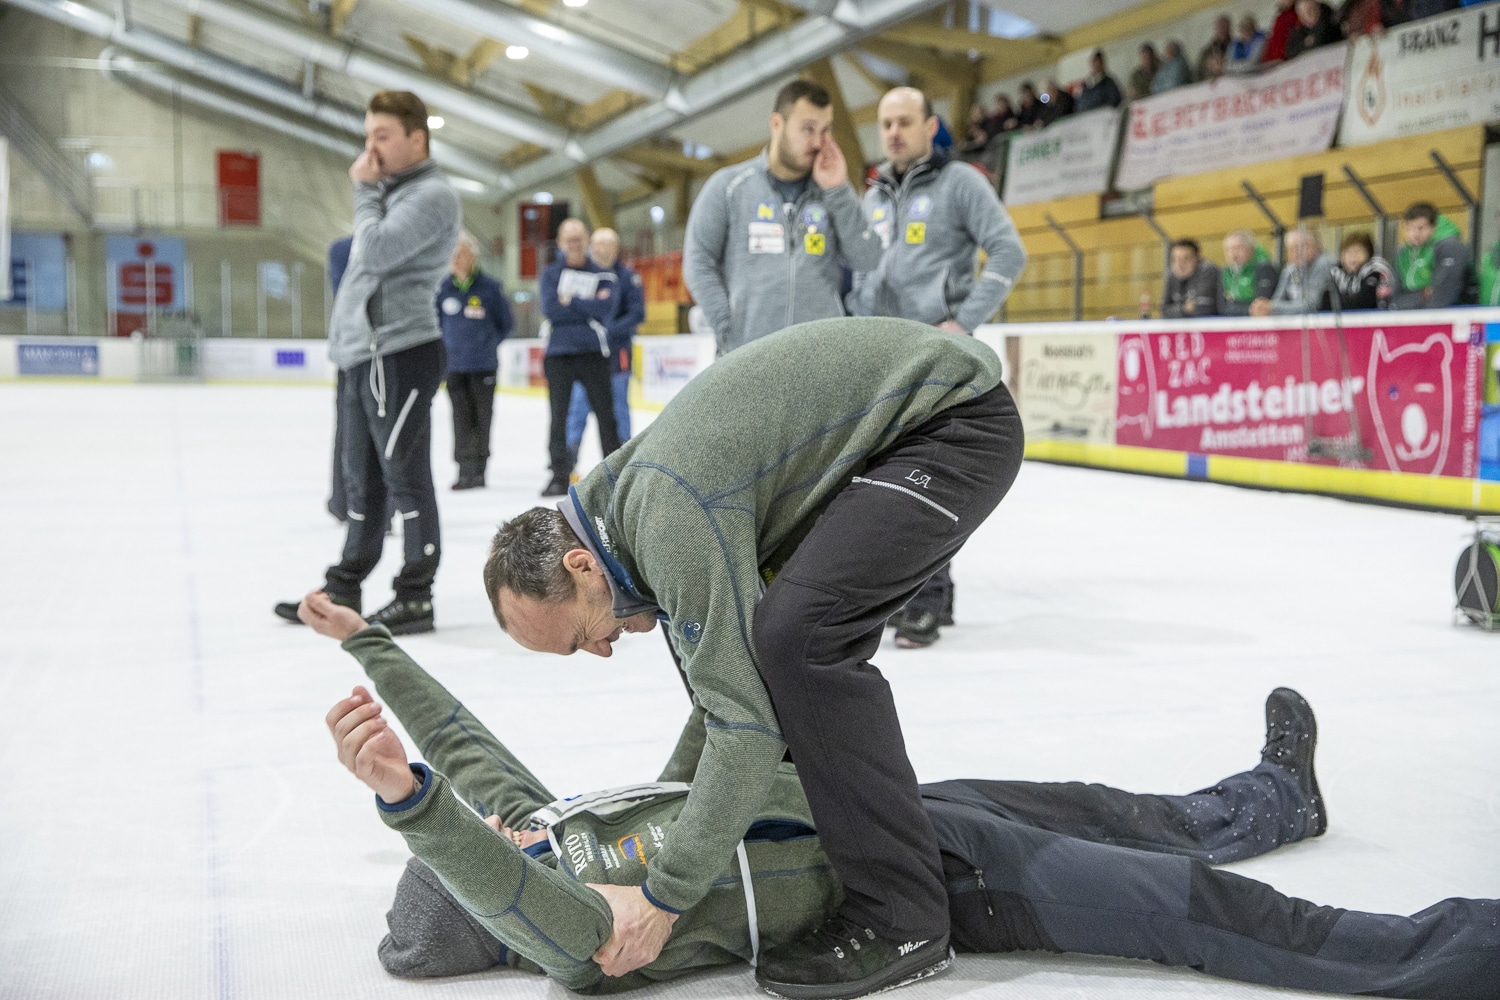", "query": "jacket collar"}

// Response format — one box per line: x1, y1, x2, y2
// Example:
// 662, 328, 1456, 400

558, 490, 662, 620
872, 145, 951, 196
381, 157, 439, 195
